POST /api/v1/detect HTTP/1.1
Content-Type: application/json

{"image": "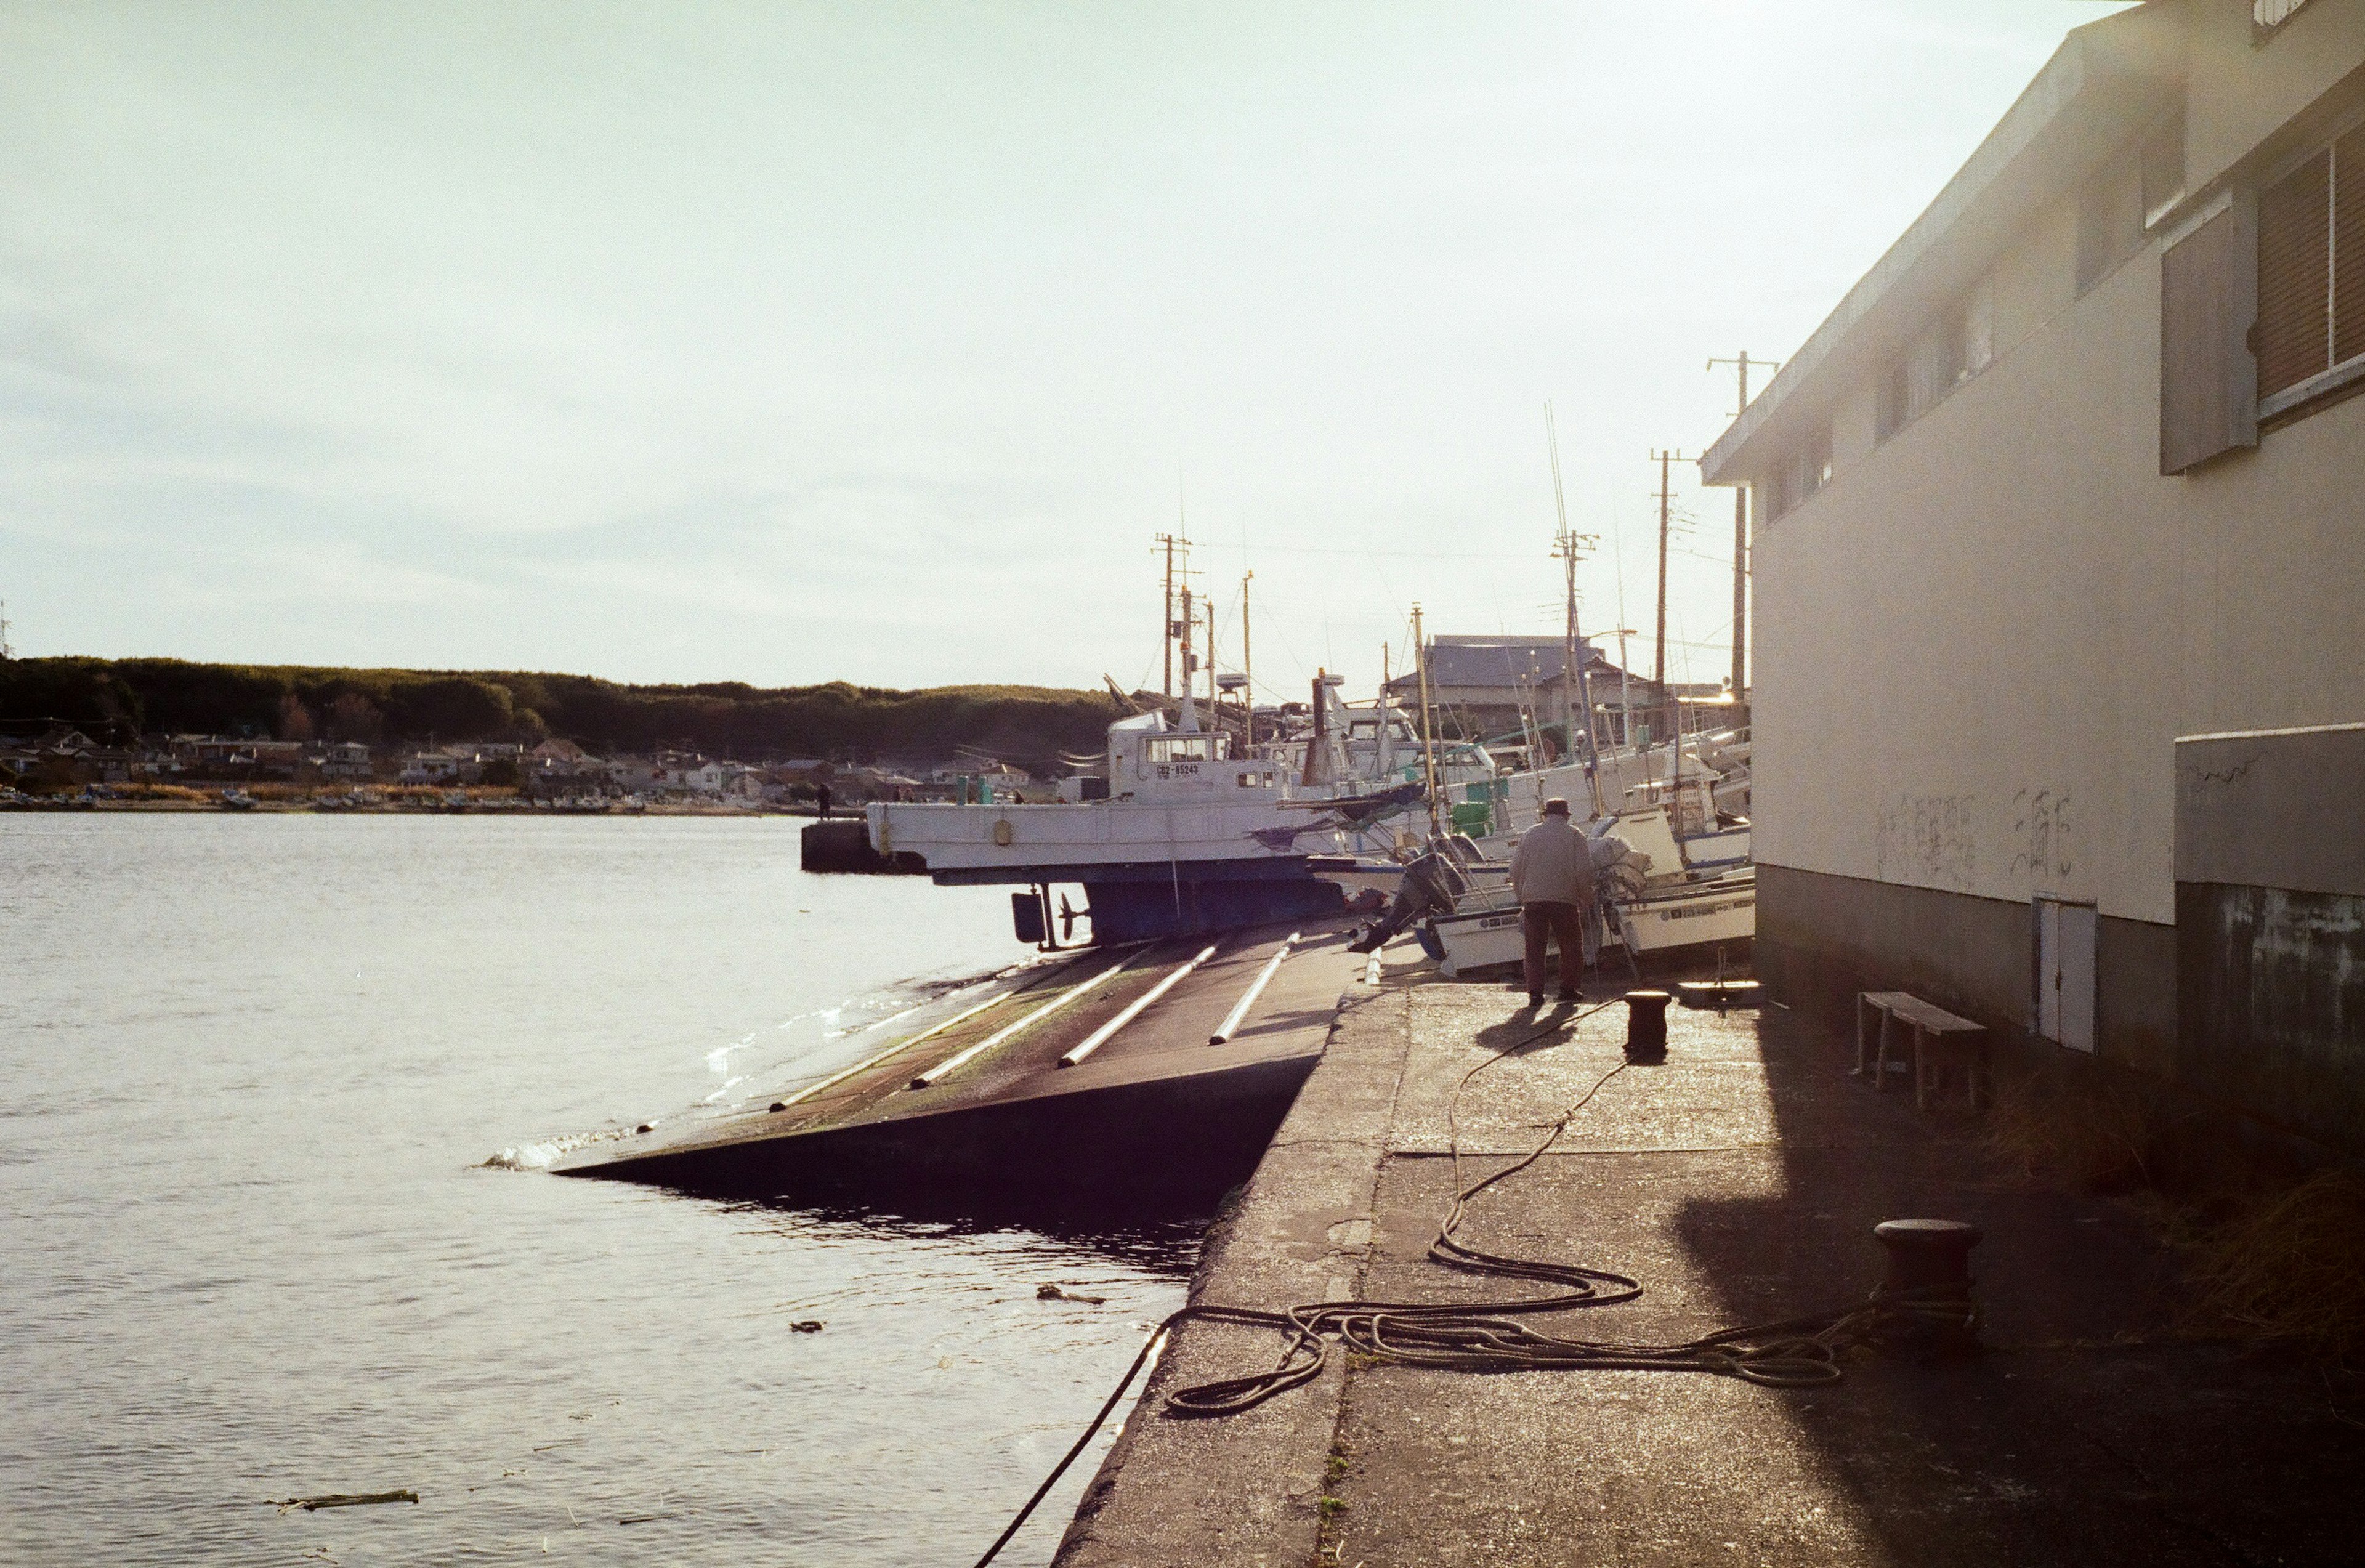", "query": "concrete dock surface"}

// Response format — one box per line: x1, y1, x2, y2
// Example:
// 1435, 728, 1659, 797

1055, 953, 2365, 1567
